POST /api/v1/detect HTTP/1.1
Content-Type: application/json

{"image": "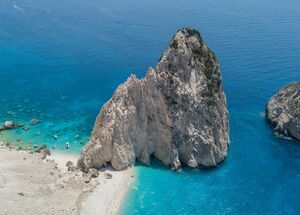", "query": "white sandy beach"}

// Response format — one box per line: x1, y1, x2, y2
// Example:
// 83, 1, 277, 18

0, 142, 133, 215
80, 168, 132, 215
